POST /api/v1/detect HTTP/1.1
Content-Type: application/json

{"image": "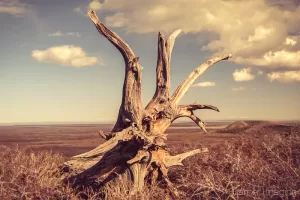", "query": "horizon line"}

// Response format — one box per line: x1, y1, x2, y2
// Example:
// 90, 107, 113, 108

1, 119, 300, 126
